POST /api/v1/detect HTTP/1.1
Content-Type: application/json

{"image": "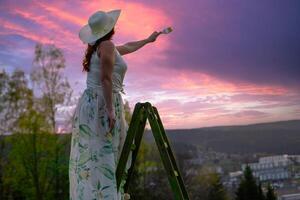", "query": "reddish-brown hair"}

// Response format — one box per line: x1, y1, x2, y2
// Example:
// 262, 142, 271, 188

82, 27, 115, 72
